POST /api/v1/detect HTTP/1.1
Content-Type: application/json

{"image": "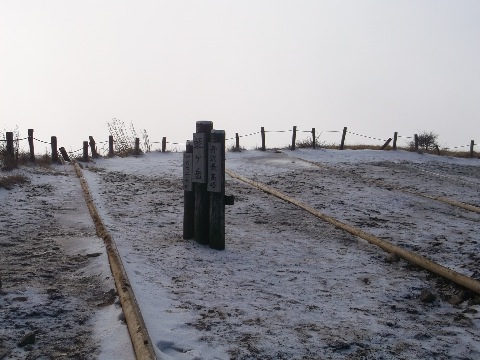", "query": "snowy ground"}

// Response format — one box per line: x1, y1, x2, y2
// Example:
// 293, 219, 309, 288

2, 148, 480, 359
